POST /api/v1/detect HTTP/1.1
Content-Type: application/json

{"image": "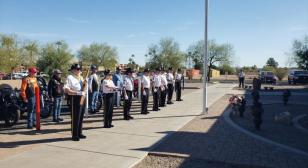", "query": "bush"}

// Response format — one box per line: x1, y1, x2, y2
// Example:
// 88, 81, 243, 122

274, 68, 288, 81
219, 64, 236, 75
